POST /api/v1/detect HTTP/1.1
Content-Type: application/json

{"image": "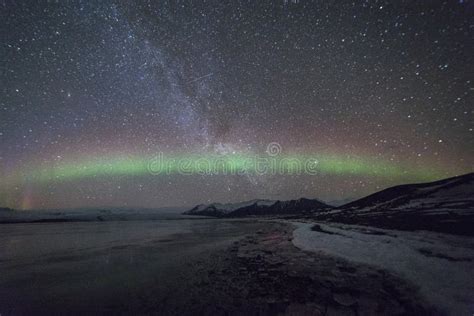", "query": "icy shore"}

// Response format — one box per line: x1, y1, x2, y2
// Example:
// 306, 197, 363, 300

292, 222, 474, 315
